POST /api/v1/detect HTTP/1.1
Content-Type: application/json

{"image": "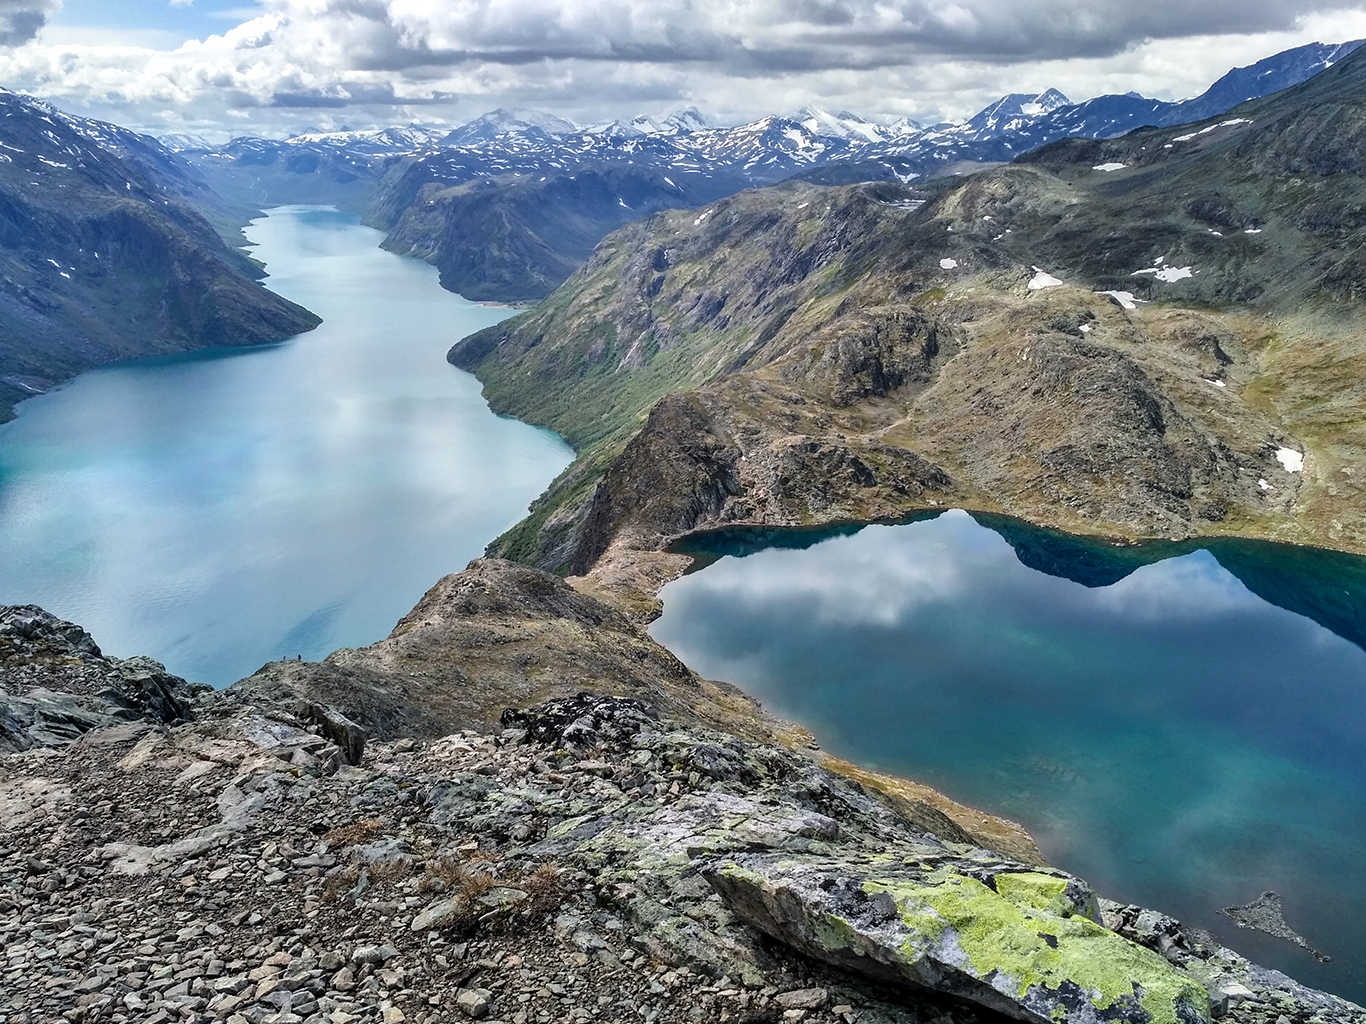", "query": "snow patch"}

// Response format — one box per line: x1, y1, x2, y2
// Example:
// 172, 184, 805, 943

1171, 118, 1252, 144
1092, 162, 1127, 172
1079, 323, 1092, 333
1097, 290, 1139, 309
1204, 378, 1226, 388
1028, 267, 1063, 290
939, 258, 958, 270
693, 210, 710, 226
1244, 228, 1262, 234
1275, 447, 1303, 473
1134, 260, 1192, 282
1259, 479, 1273, 491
